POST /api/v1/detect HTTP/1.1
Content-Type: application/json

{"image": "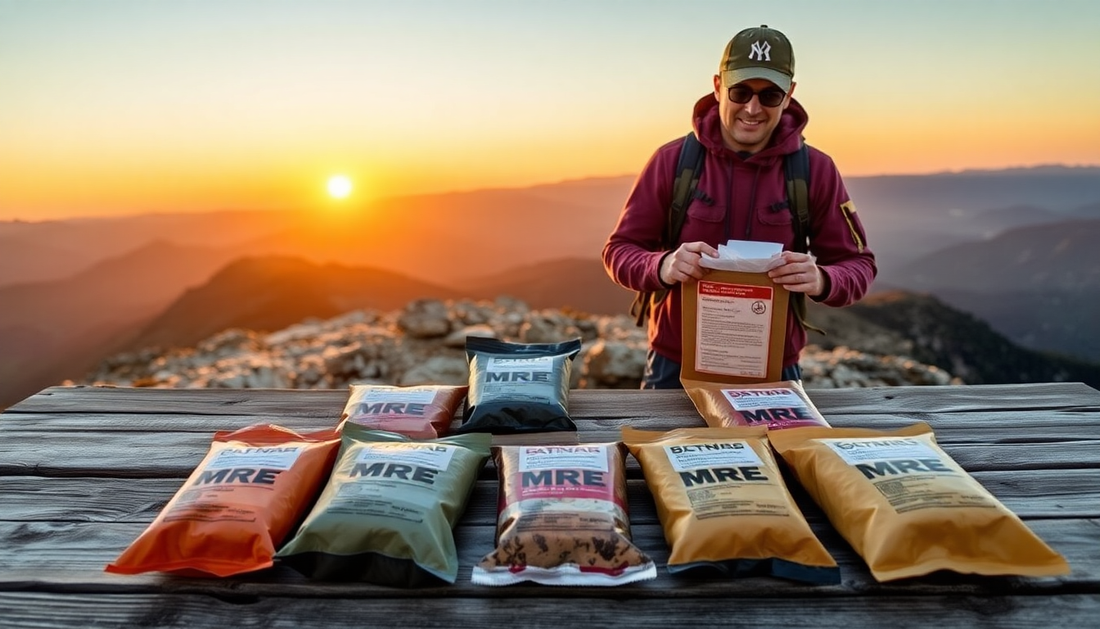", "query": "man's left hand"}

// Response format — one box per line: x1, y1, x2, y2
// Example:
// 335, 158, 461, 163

768, 251, 825, 297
